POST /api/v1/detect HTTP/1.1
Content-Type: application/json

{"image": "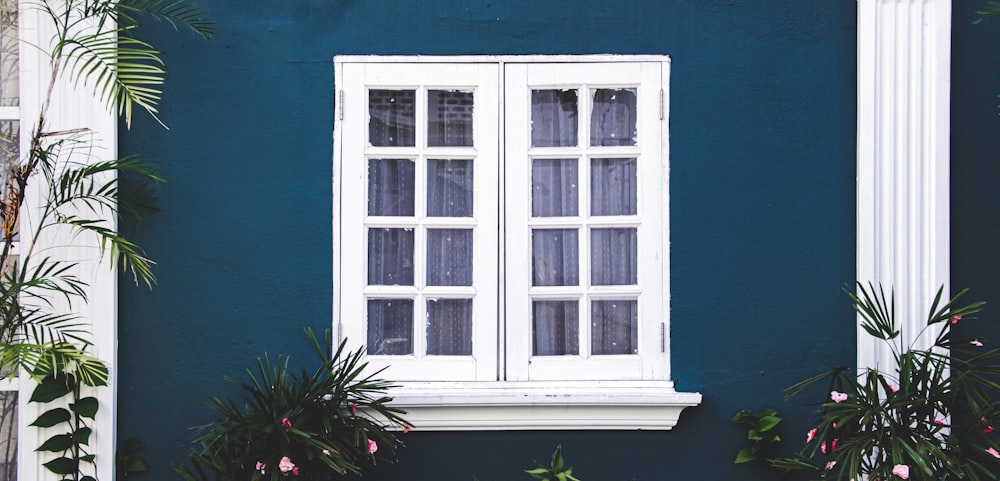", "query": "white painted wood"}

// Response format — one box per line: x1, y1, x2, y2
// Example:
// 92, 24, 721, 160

335, 62, 500, 381
381, 381, 700, 430
503, 61, 668, 381
857, 0, 951, 370
16, 2, 117, 479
